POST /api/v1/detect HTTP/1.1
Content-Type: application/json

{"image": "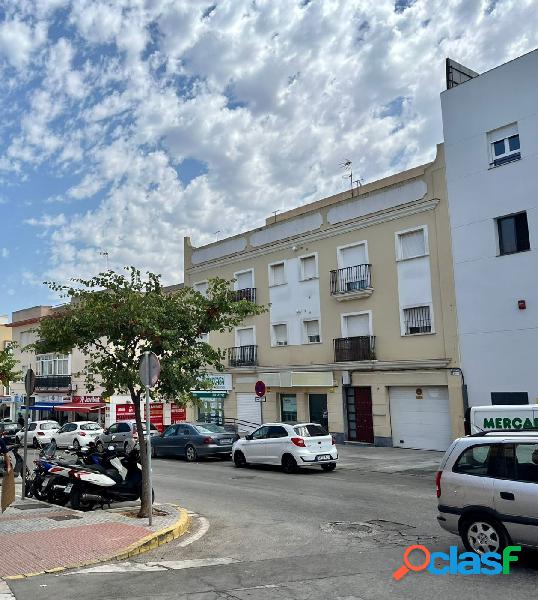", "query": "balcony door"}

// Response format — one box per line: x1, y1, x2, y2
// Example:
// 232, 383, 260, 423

235, 270, 253, 291
346, 387, 374, 443
342, 313, 370, 338
237, 327, 255, 347
338, 243, 367, 269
